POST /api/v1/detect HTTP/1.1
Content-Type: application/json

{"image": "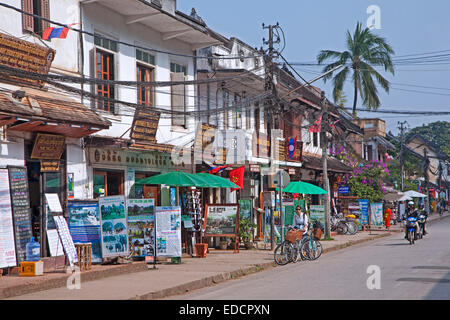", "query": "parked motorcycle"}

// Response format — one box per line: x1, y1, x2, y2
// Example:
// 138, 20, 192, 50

404, 216, 418, 245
